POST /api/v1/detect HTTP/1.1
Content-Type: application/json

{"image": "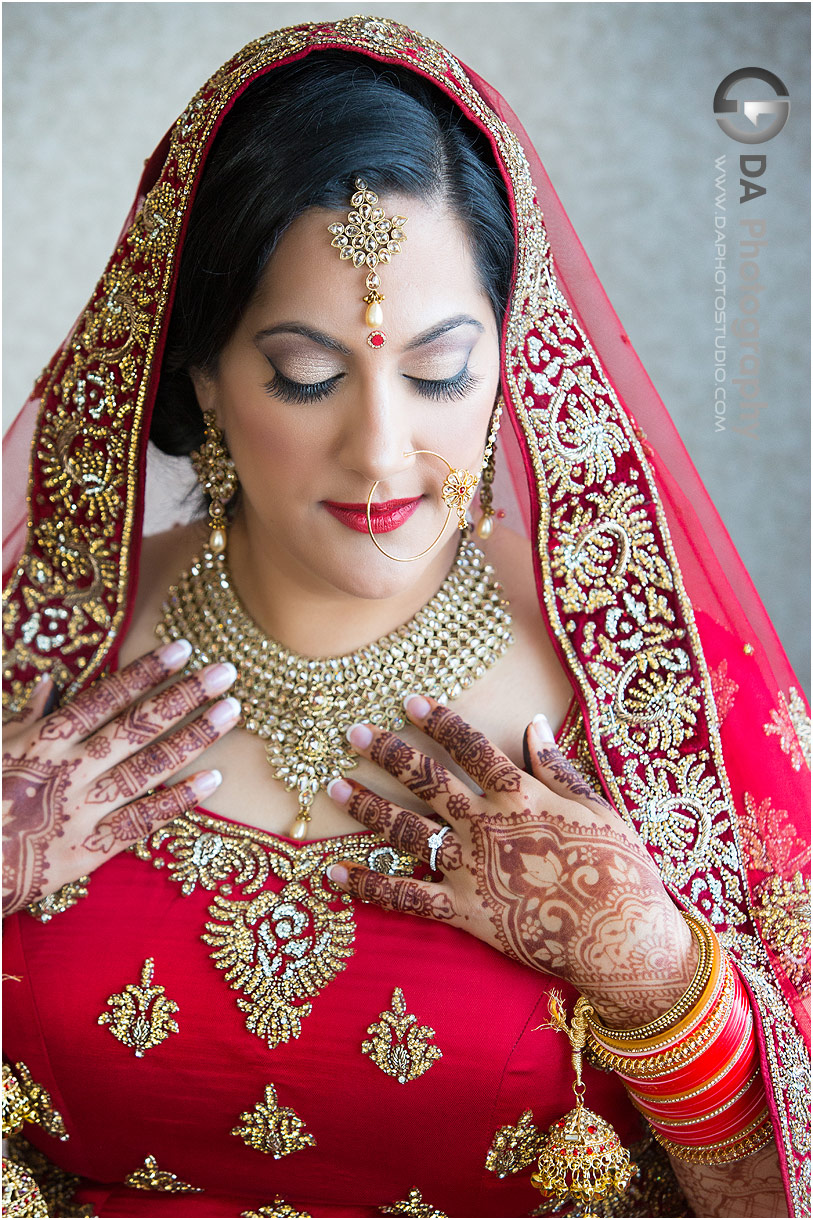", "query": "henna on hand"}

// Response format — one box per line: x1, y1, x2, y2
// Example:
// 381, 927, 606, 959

346, 784, 463, 871
369, 732, 456, 804
38, 650, 174, 742
82, 780, 203, 853
531, 744, 613, 809
87, 717, 219, 804
423, 705, 522, 793
469, 809, 693, 1025
339, 864, 456, 921
2, 753, 80, 915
